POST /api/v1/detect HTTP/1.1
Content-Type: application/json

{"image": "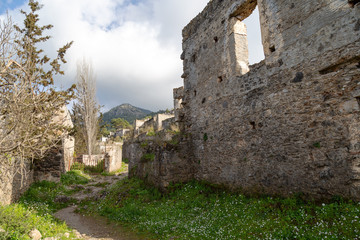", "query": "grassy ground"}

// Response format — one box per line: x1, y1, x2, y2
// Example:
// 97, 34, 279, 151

3, 165, 360, 239
0, 165, 131, 240
0, 170, 91, 239
78, 178, 360, 240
